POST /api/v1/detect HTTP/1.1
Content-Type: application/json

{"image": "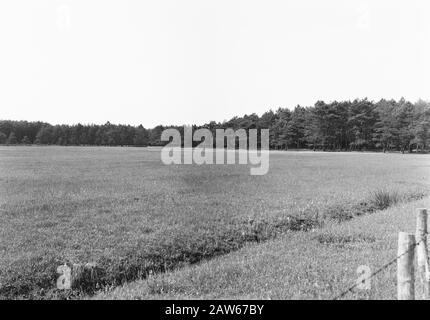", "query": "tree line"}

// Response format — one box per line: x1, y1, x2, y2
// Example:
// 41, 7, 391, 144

1, 98, 429, 152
